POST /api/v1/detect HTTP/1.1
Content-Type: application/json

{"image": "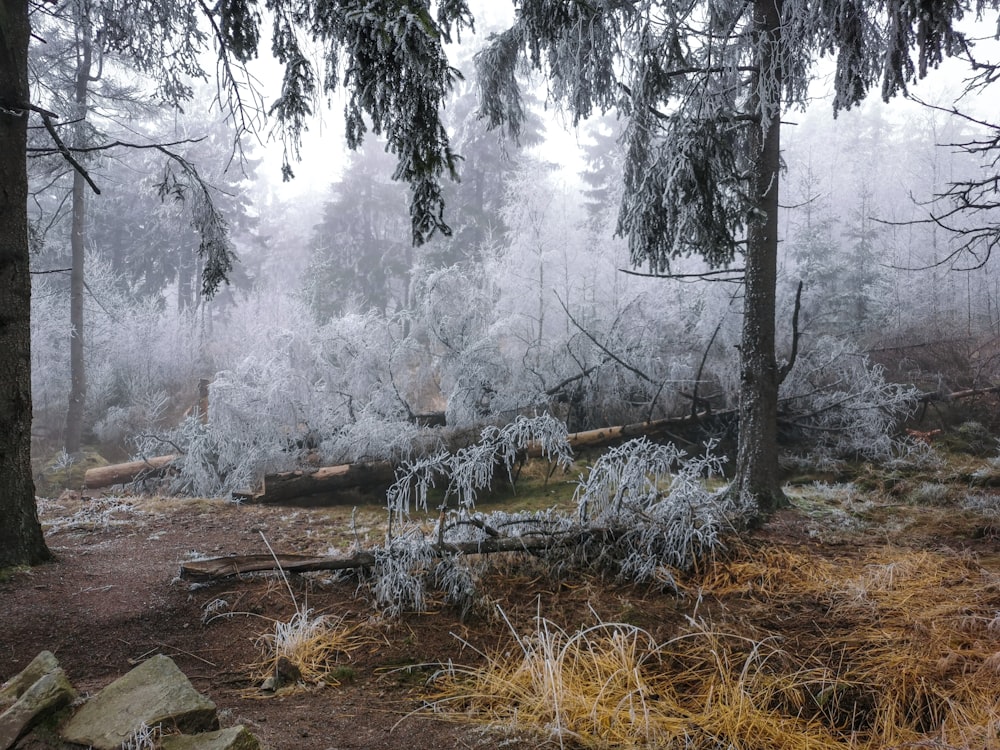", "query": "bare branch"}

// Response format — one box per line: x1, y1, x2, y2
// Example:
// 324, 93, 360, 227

27, 135, 206, 156
38, 111, 101, 195
778, 280, 802, 384
619, 266, 745, 282
554, 292, 655, 385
